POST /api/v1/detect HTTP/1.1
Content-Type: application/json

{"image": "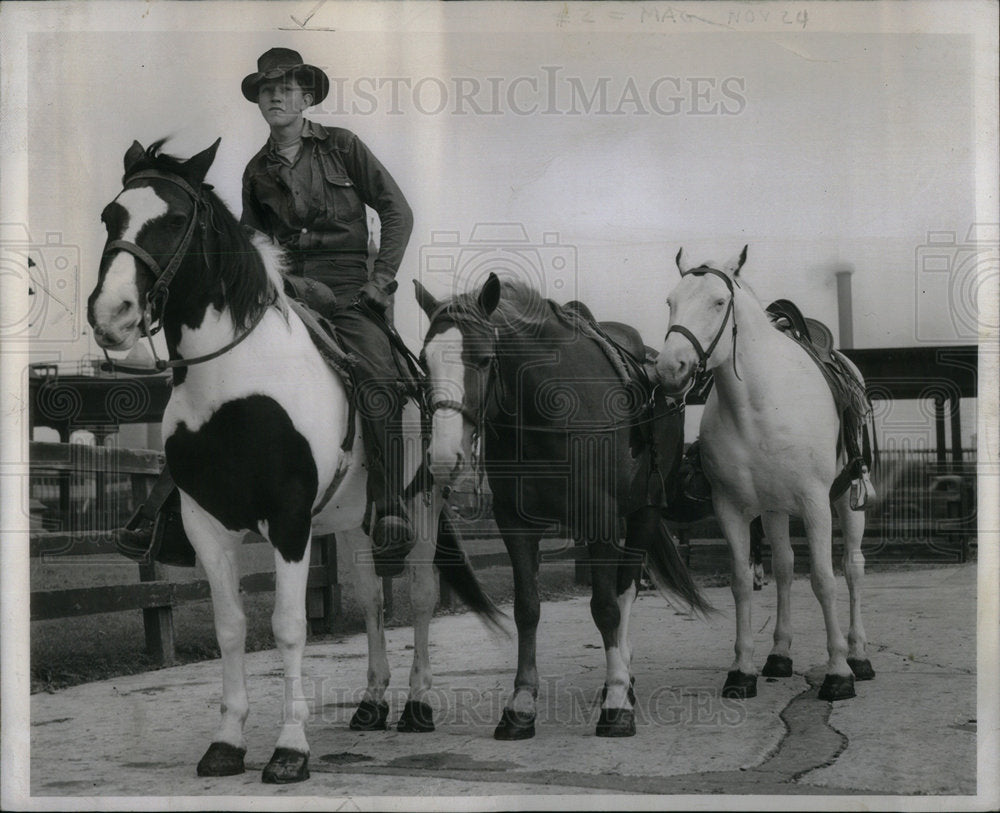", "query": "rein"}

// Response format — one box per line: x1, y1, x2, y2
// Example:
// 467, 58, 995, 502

665, 266, 742, 382
100, 169, 270, 375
